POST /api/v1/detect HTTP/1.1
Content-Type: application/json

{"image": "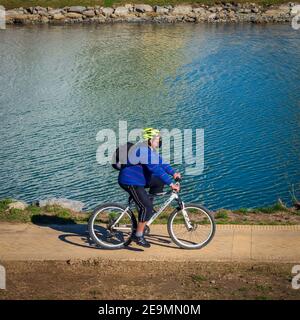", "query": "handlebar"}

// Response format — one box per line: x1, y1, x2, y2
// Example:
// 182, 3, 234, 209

171, 176, 182, 193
